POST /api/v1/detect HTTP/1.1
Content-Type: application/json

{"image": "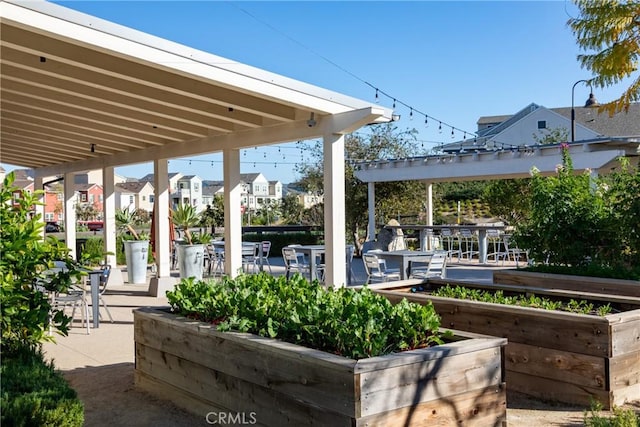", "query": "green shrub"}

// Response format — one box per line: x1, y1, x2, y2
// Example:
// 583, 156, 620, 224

517, 149, 639, 273
1, 347, 84, 427
1, 172, 85, 352
167, 274, 445, 359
